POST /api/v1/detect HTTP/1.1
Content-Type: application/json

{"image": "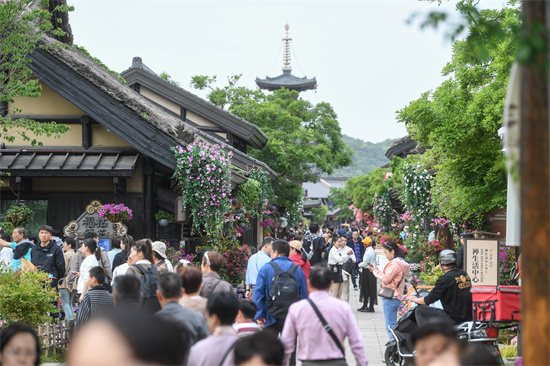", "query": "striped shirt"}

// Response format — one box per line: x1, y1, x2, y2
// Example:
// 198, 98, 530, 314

76, 286, 113, 330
